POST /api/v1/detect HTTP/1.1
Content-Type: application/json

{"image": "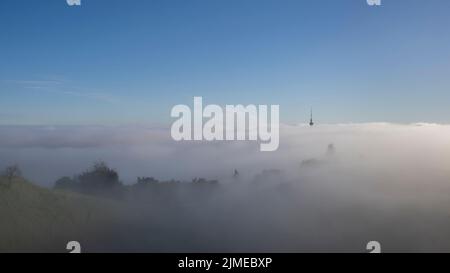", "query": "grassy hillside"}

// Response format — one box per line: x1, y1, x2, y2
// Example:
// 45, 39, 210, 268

0, 176, 122, 253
